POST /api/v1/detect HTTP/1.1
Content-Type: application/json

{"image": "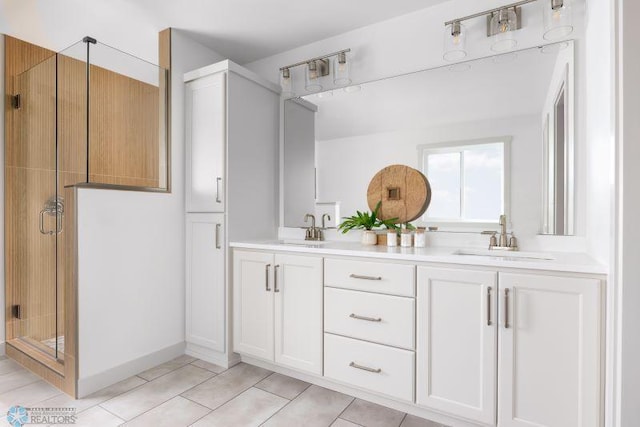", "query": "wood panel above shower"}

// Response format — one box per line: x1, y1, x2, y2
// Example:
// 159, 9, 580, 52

5, 35, 163, 188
